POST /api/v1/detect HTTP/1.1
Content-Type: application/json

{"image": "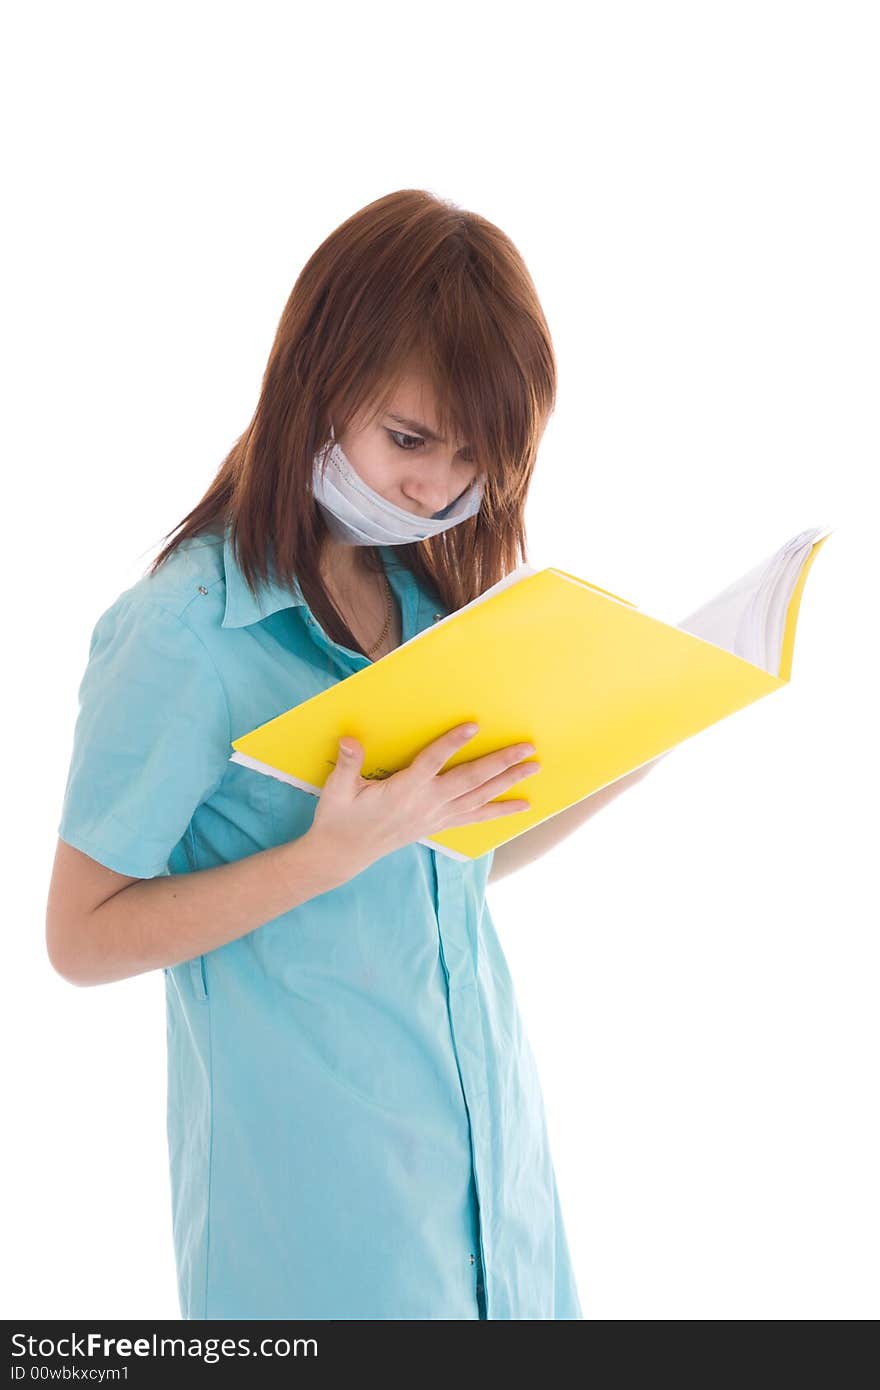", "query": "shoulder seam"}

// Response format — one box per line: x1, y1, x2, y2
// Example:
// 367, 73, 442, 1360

135, 579, 224, 624
135, 541, 225, 623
